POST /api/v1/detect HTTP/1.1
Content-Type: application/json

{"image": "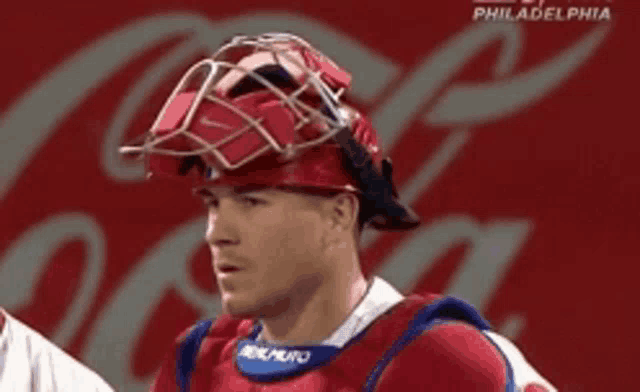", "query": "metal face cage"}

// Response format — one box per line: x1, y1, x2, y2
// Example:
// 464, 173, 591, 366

119, 33, 351, 171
